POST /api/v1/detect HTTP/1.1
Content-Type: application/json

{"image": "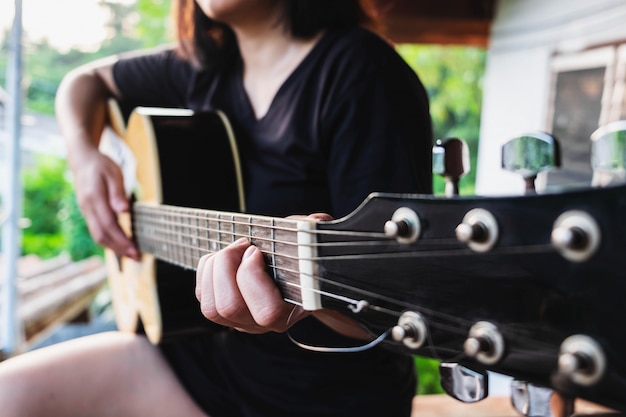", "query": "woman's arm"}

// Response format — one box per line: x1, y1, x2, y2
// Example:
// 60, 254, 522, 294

55, 57, 139, 260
